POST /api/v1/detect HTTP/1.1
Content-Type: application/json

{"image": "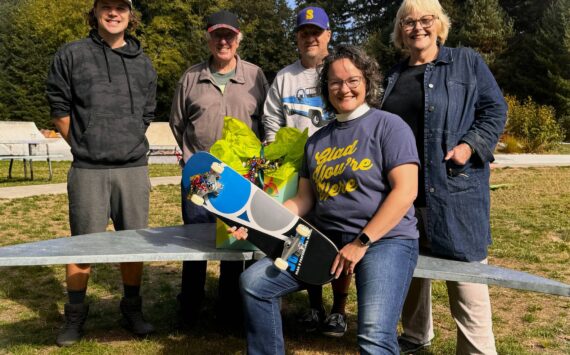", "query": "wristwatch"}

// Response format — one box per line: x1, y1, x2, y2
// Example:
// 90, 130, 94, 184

356, 231, 372, 247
